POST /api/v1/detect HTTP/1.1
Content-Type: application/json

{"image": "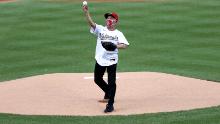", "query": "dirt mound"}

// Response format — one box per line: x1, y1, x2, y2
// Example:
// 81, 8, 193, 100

0, 72, 220, 116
